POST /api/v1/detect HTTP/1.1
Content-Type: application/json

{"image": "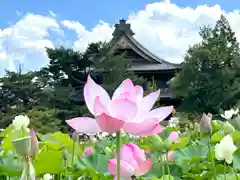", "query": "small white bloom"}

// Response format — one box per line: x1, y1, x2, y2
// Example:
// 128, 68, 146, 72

169, 117, 179, 125
12, 115, 30, 130
215, 135, 237, 164
43, 173, 53, 180
221, 108, 239, 120
98, 132, 109, 139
